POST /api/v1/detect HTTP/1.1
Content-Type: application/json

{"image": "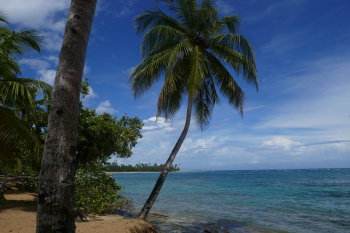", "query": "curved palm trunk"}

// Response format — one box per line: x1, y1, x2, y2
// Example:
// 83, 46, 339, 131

138, 98, 193, 219
36, 1, 97, 232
